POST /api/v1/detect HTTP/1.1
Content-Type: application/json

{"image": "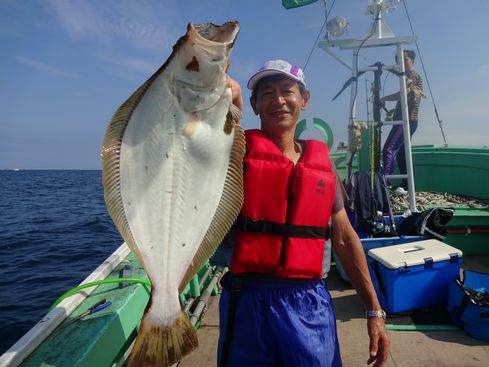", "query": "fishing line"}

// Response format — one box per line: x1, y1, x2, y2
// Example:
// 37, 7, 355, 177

350, 6, 381, 124
48, 278, 151, 311
382, 72, 390, 99
402, 0, 448, 146
303, 0, 336, 71
344, 6, 380, 179
366, 79, 376, 207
